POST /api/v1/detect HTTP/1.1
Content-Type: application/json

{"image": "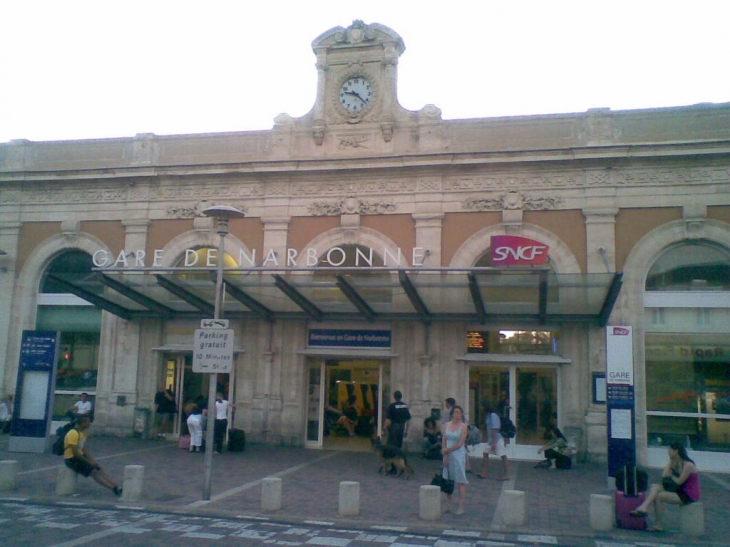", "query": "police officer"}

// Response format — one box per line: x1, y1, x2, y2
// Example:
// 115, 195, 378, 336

383, 390, 411, 448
